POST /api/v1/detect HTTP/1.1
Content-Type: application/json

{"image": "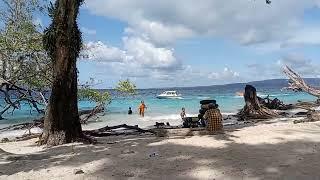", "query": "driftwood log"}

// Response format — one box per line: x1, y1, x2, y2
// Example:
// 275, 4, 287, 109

83, 124, 155, 137
80, 105, 104, 124
261, 95, 294, 110
238, 85, 278, 120
282, 65, 320, 124
283, 66, 320, 99
0, 117, 44, 132
294, 110, 320, 124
